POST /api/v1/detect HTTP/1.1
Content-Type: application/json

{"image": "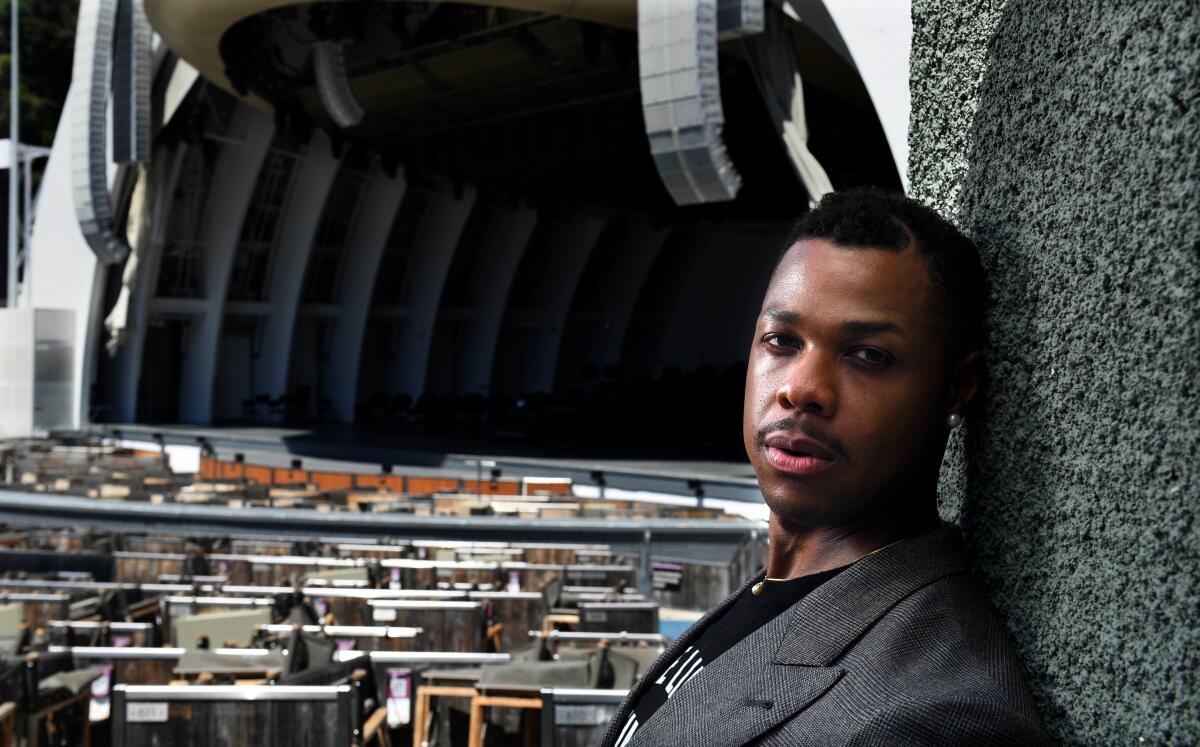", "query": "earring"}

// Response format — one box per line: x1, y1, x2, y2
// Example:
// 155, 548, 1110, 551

947, 413, 964, 429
